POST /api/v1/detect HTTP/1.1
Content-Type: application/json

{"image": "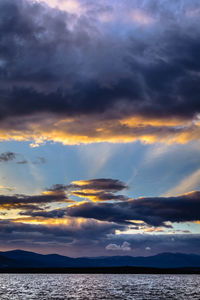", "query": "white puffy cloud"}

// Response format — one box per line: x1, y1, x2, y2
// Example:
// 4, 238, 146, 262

106, 241, 131, 251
